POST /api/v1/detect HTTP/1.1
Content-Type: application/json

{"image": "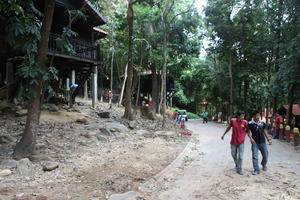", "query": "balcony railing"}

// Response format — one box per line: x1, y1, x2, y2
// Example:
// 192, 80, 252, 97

48, 33, 99, 61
